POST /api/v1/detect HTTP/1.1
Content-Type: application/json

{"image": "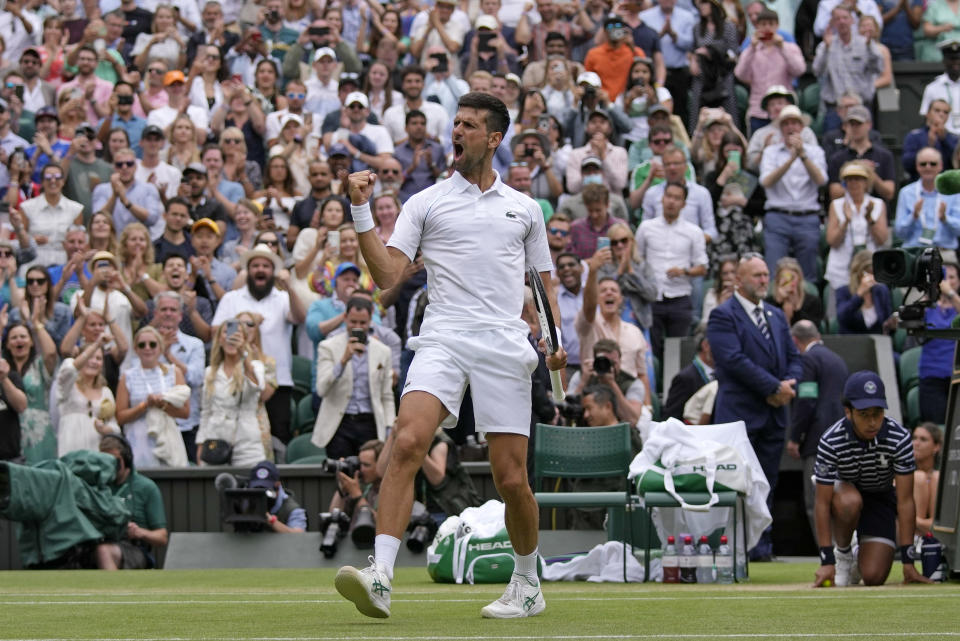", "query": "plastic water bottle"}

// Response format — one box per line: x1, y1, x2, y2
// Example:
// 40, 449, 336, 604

662, 535, 680, 583
921, 532, 944, 580
679, 535, 697, 583
696, 535, 715, 584
715, 535, 734, 584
